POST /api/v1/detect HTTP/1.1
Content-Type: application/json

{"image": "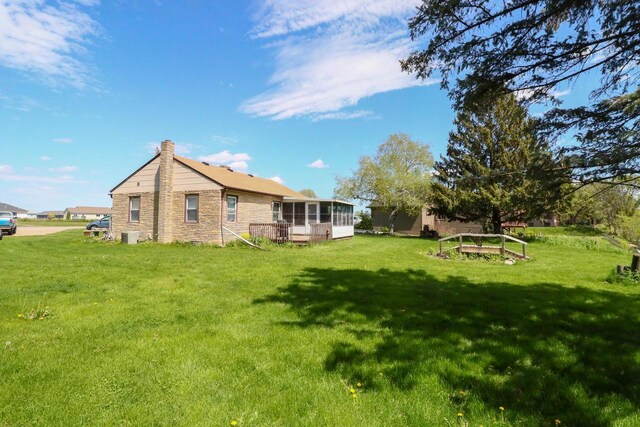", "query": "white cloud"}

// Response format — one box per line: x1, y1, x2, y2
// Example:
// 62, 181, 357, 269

550, 89, 571, 98
311, 110, 377, 121
0, 0, 100, 88
40, 156, 50, 161
241, 0, 435, 120
0, 163, 81, 185
198, 150, 252, 164
227, 161, 249, 171
48, 165, 78, 173
0, 168, 77, 184
516, 88, 571, 101
54, 137, 73, 143
269, 176, 285, 184
307, 159, 329, 169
